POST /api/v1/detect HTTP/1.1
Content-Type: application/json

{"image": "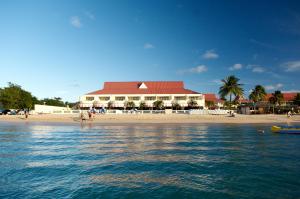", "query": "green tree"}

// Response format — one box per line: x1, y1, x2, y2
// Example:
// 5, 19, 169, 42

219, 75, 244, 109
249, 85, 267, 103
205, 101, 215, 108
107, 101, 114, 109
188, 99, 198, 109
293, 93, 300, 106
153, 100, 164, 110
269, 90, 284, 106
139, 101, 147, 110
0, 82, 34, 109
172, 101, 181, 110
40, 97, 65, 107
31, 96, 40, 108
125, 101, 135, 109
